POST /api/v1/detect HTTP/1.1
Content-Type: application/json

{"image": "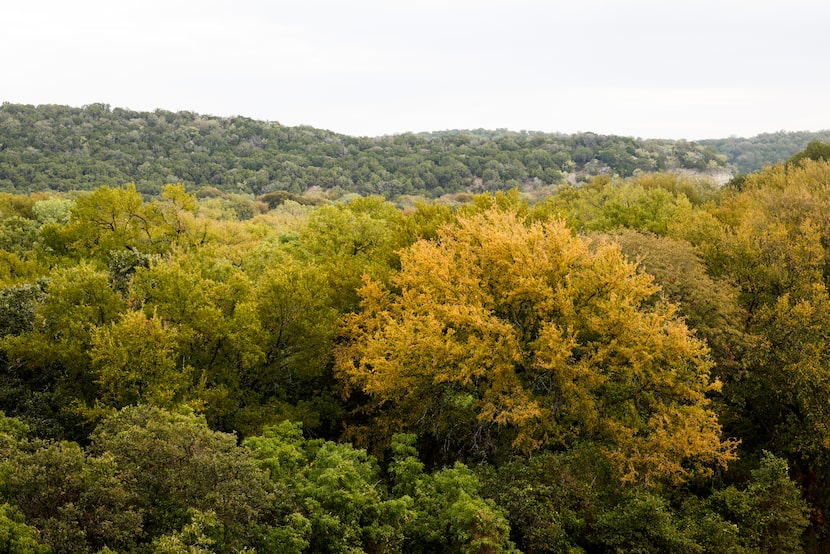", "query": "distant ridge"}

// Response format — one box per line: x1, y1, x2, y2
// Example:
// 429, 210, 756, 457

700, 130, 830, 174
1, 102, 733, 197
